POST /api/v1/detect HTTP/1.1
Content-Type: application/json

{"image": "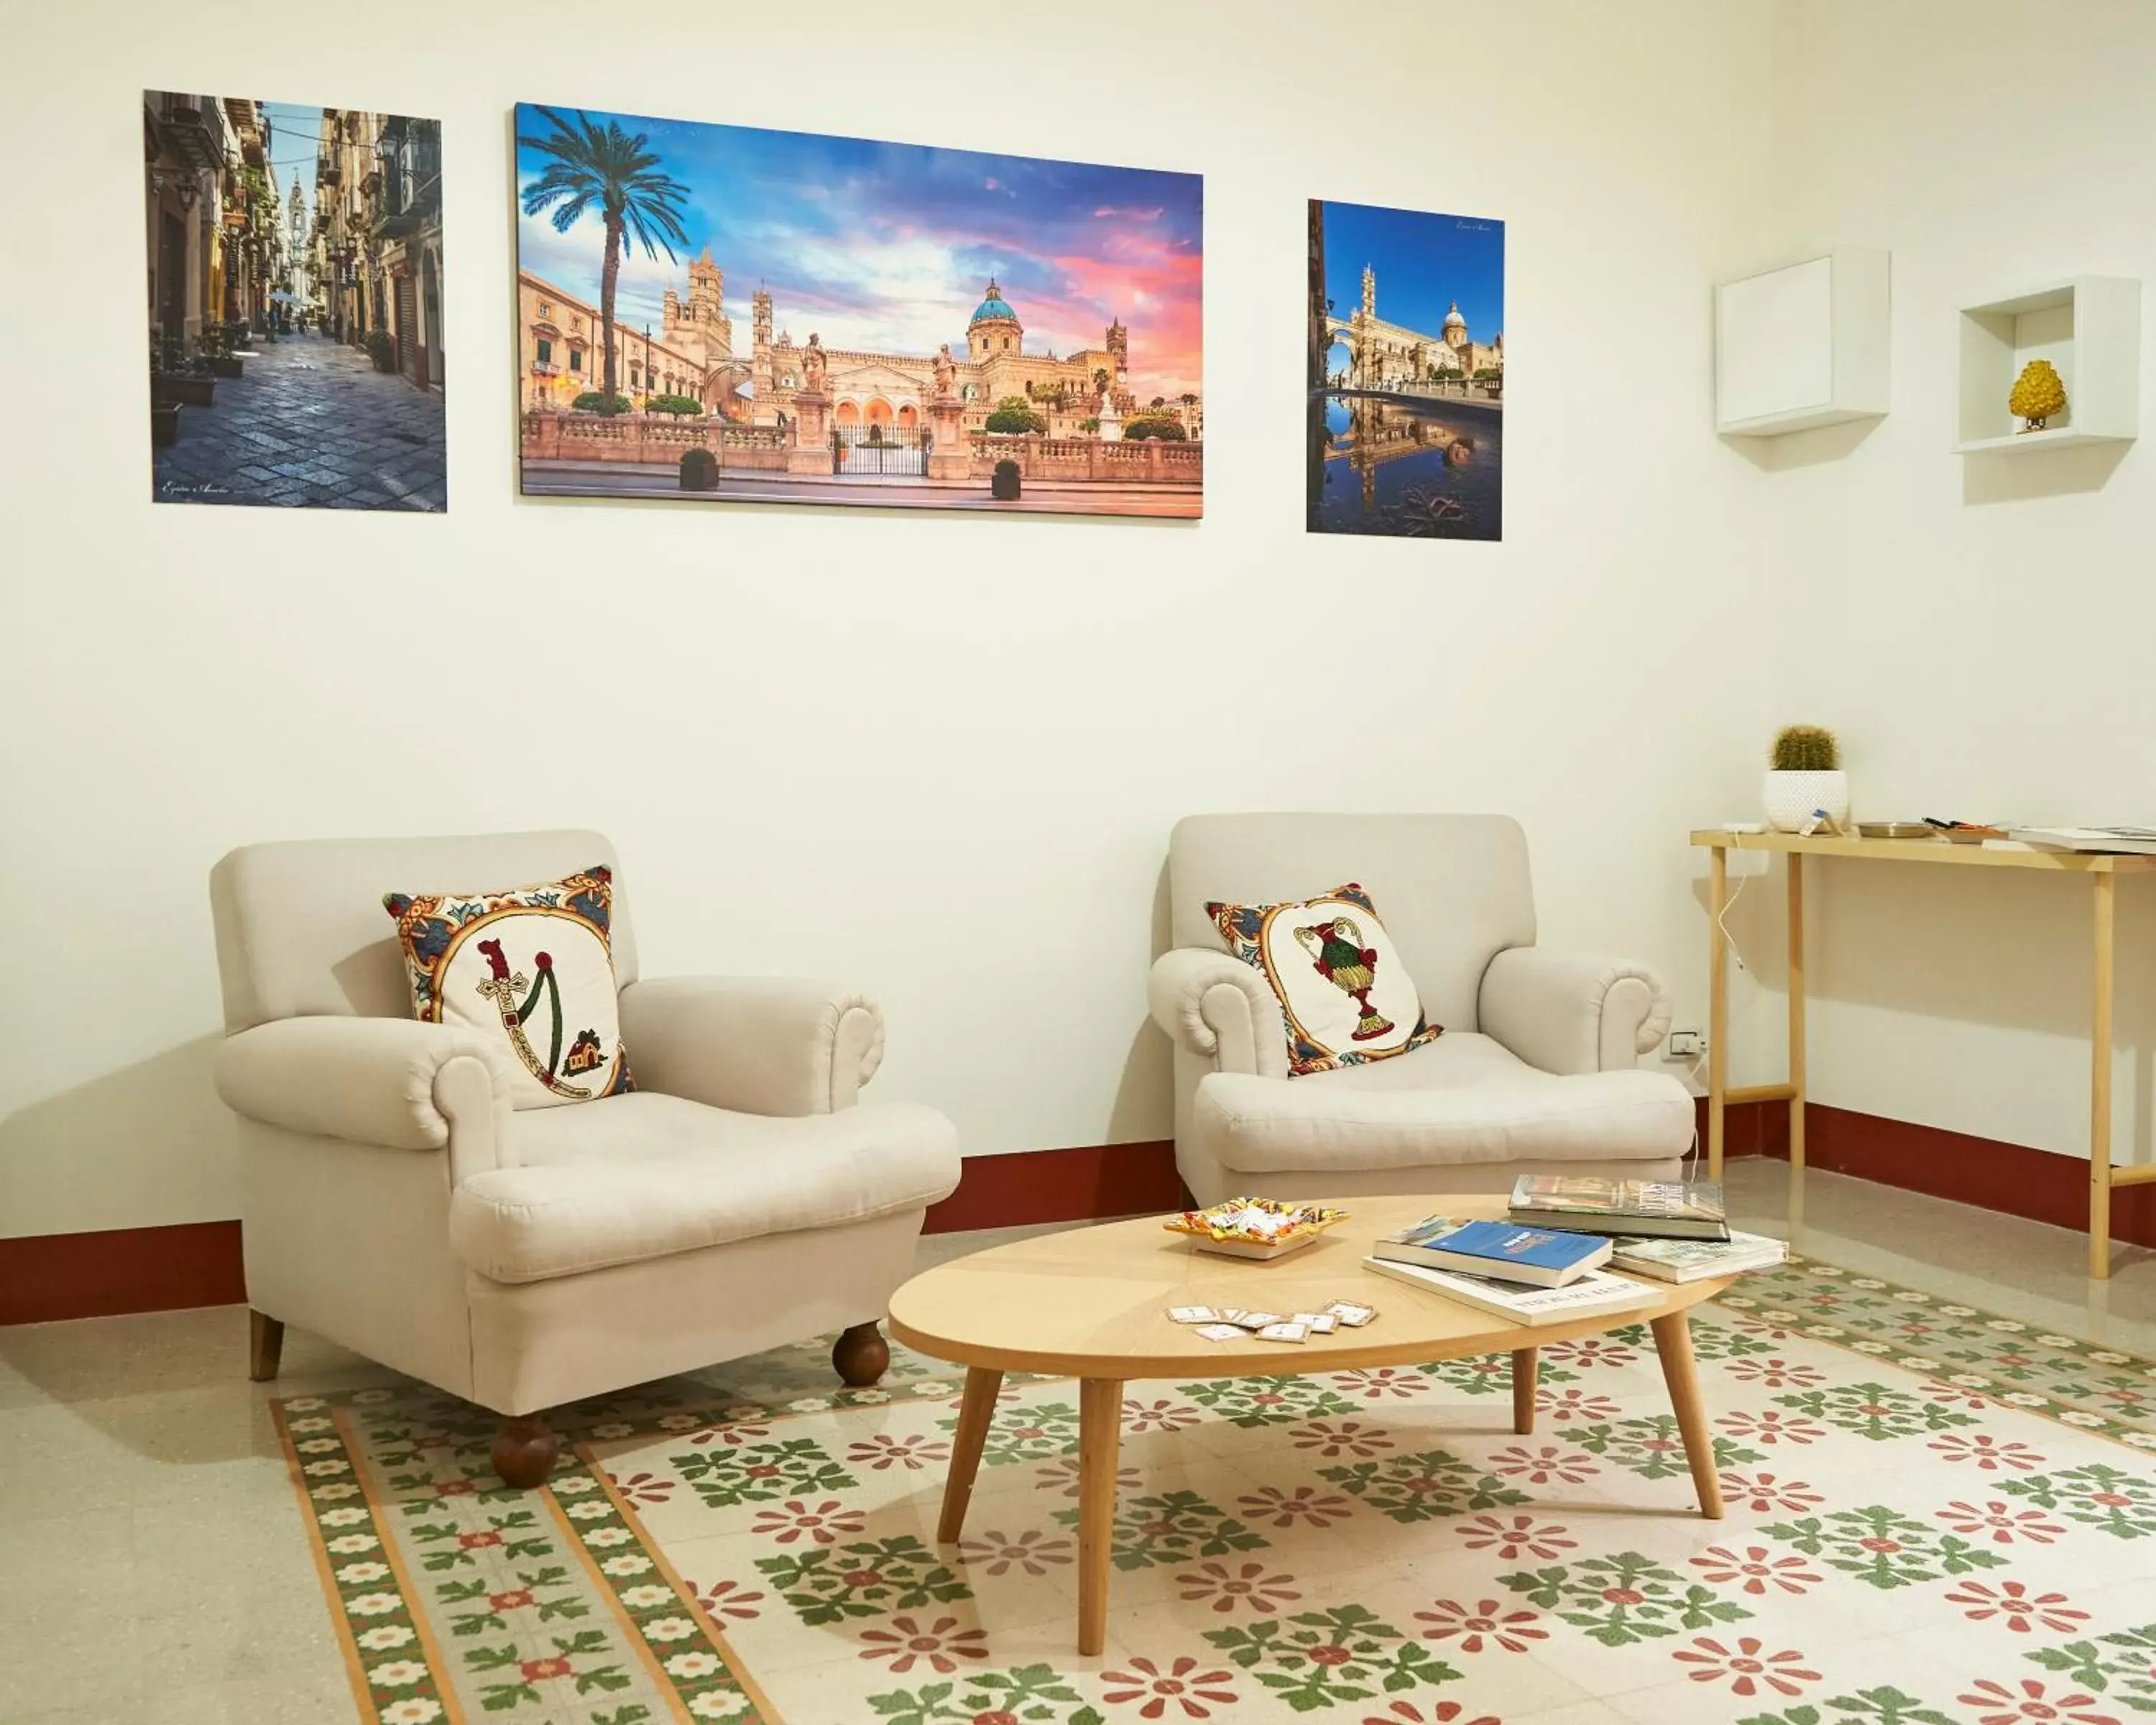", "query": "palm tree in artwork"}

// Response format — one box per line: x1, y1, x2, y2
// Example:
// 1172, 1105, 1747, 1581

517, 107, 691, 405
